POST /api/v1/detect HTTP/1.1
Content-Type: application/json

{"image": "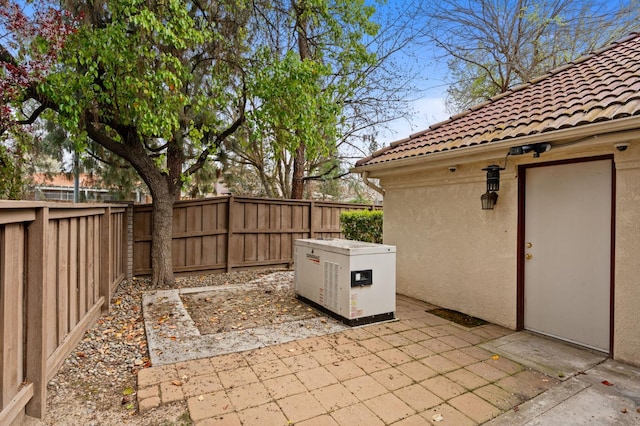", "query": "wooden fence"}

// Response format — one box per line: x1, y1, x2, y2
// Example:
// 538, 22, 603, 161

0, 201, 128, 424
134, 196, 378, 275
